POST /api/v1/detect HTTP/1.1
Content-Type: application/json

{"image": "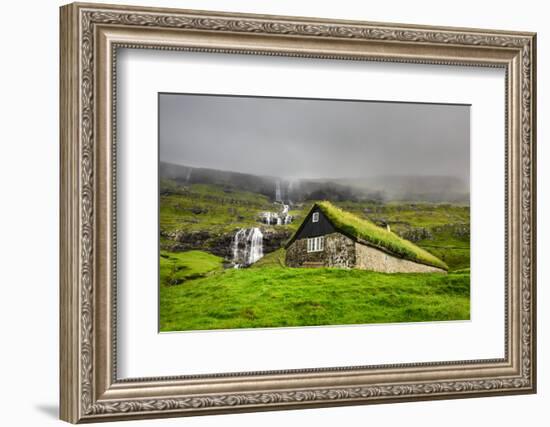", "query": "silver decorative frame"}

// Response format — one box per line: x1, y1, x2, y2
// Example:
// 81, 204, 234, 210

60, 2, 536, 423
